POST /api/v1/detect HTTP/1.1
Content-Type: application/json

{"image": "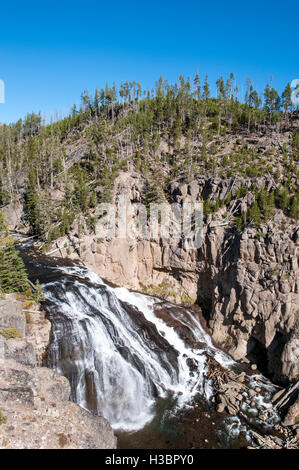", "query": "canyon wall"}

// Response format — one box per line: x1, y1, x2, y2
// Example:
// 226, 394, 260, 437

61, 172, 299, 385
4, 171, 298, 385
